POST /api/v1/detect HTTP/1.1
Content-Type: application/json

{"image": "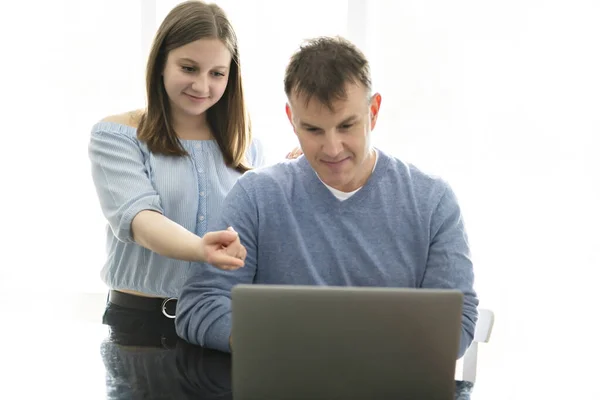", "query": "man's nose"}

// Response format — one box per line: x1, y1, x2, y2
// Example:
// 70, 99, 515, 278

322, 132, 344, 157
